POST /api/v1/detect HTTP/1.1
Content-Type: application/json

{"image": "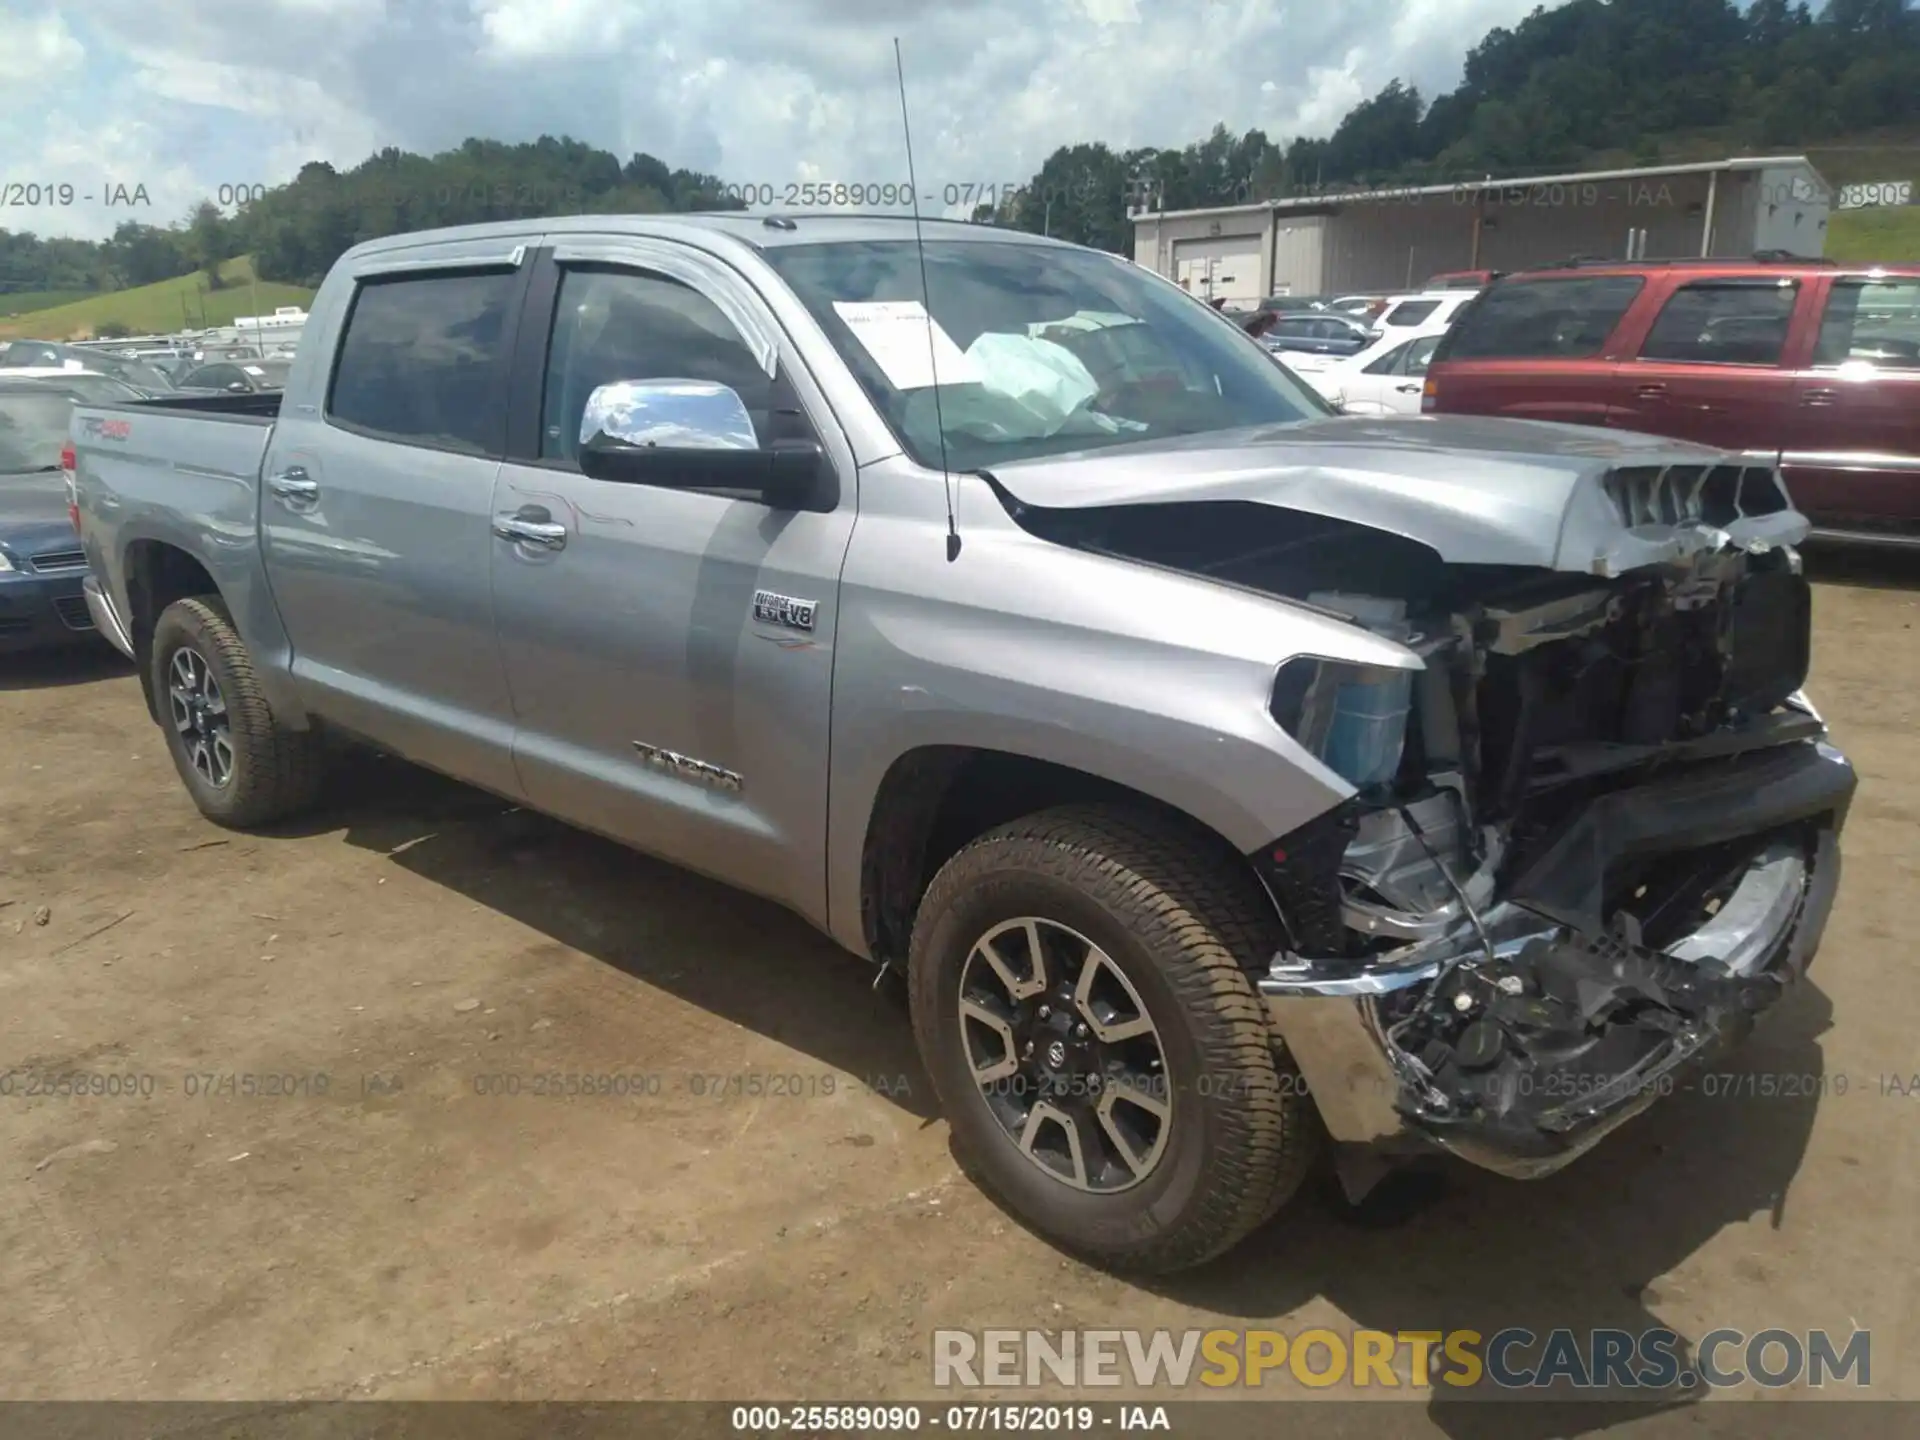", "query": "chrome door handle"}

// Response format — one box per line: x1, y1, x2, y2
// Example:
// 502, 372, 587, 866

266, 466, 318, 501
1635, 383, 1667, 400
492, 515, 568, 550
1801, 388, 1837, 407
